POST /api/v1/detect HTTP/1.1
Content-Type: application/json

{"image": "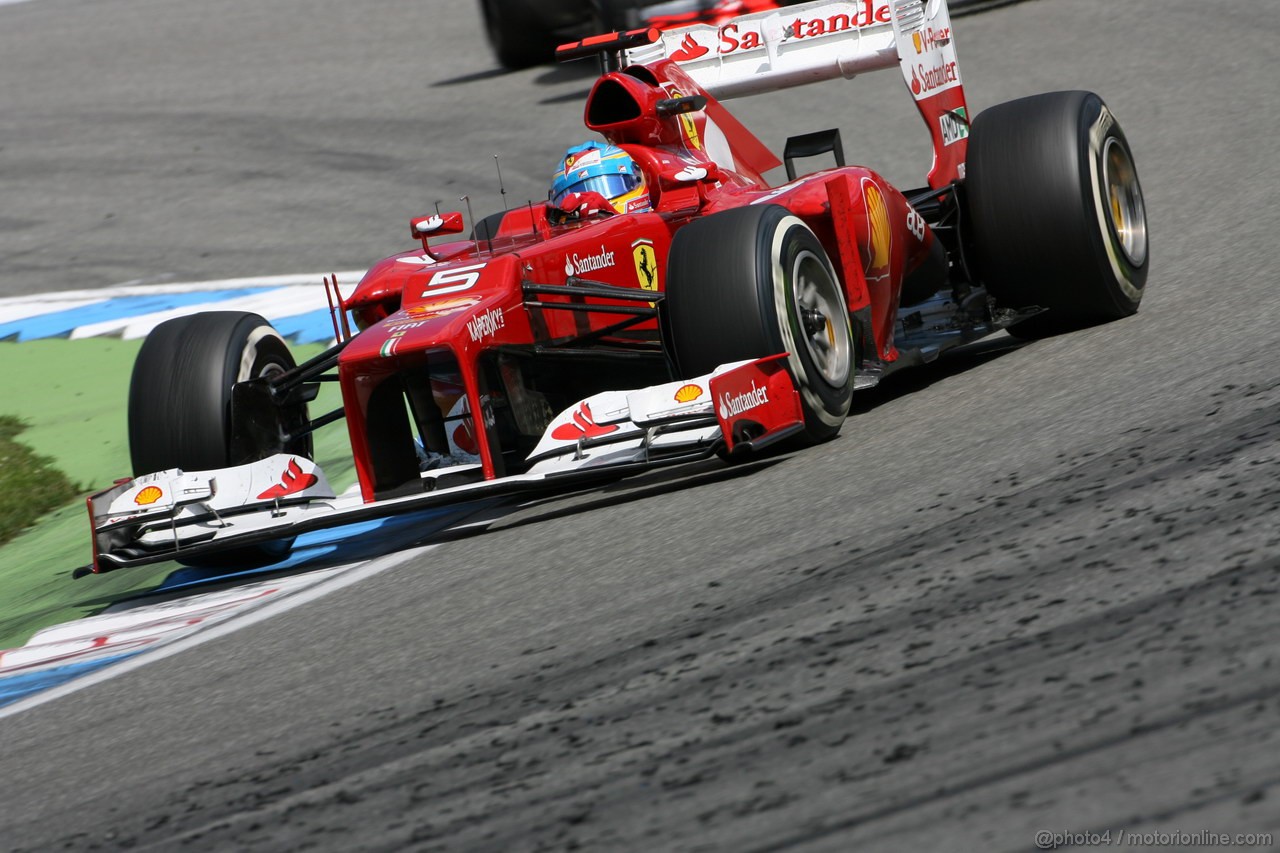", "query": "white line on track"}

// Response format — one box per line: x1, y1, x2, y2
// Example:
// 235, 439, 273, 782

0, 272, 367, 308
0, 544, 434, 720
0, 270, 367, 342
